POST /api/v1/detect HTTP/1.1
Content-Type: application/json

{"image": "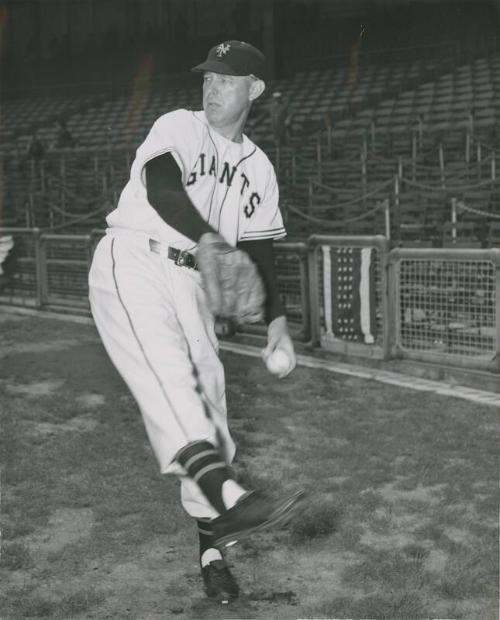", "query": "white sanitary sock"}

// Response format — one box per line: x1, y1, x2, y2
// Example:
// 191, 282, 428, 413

221, 479, 247, 510
201, 547, 223, 567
